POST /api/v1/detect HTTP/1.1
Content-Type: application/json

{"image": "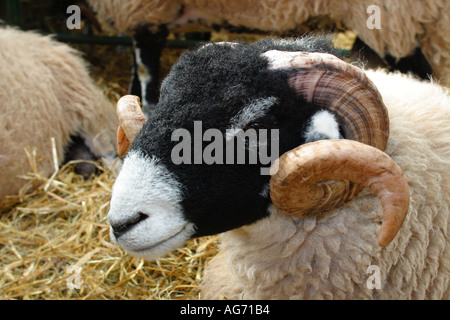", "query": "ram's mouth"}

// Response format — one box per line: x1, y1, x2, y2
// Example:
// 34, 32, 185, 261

113, 222, 195, 260
132, 224, 188, 252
